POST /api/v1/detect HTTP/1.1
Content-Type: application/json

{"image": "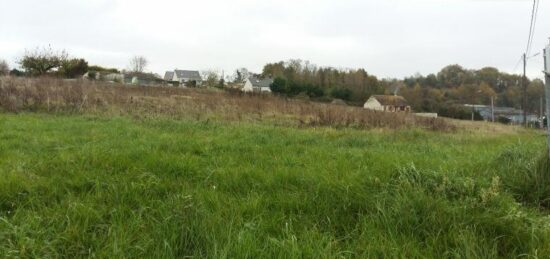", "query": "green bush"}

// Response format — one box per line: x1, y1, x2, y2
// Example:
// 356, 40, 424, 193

270, 77, 287, 93
330, 88, 352, 101
88, 65, 119, 74
437, 104, 483, 120
270, 78, 325, 98
59, 58, 88, 78
494, 146, 550, 208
